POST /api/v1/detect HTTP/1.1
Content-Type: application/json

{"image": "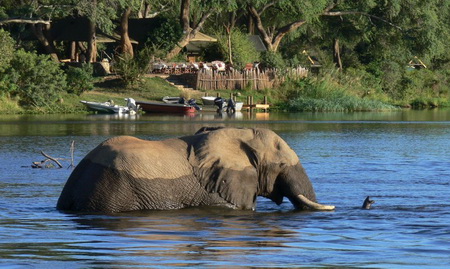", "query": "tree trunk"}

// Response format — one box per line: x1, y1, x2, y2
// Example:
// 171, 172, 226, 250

86, 18, 97, 62
272, 20, 306, 51
86, 0, 97, 63
70, 41, 77, 61
166, 37, 191, 60
247, 5, 274, 51
166, 0, 190, 60
138, 1, 151, 18
225, 26, 233, 64
334, 39, 342, 71
30, 24, 59, 62
248, 14, 254, 34
180, 0, 190, 33
166, 0, 214, 60
120, 7, 134, 57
